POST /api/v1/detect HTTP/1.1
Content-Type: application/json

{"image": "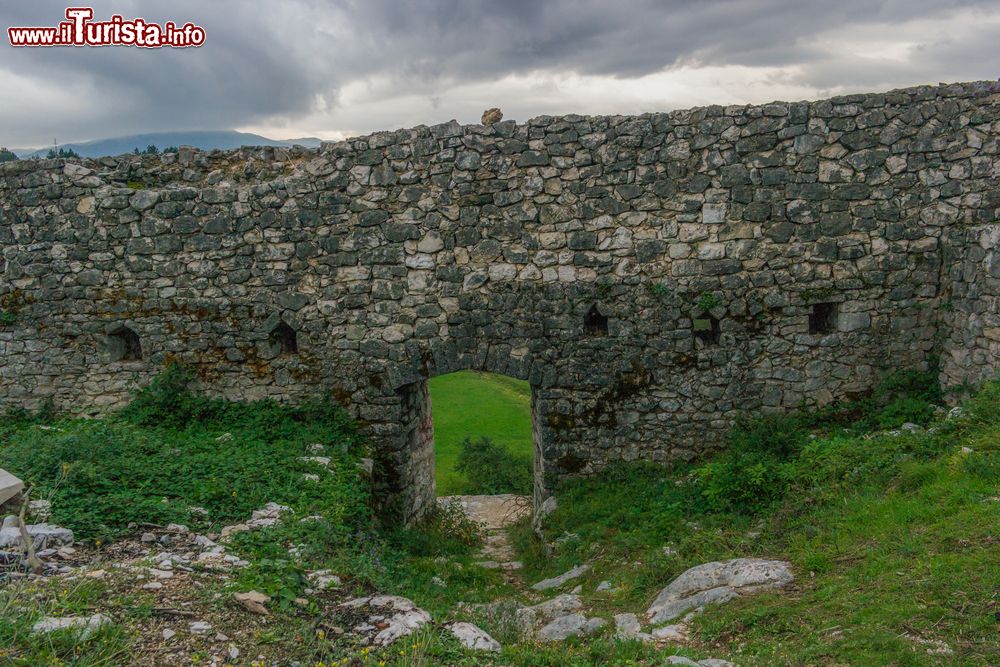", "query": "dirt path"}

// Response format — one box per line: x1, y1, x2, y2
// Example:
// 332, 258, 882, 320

438, 494, 531, 570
